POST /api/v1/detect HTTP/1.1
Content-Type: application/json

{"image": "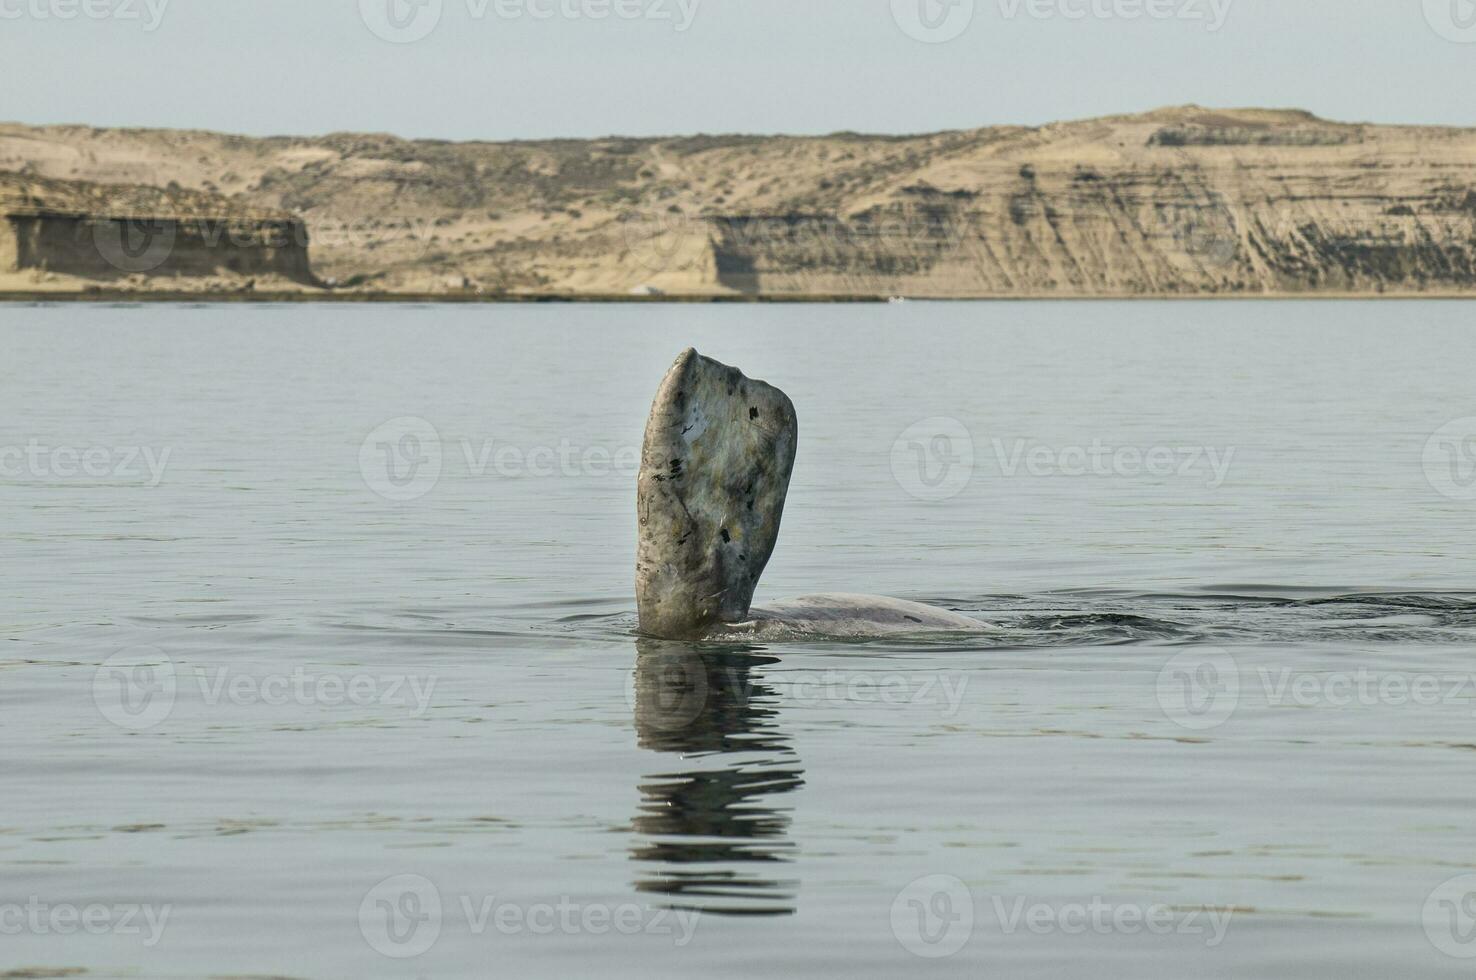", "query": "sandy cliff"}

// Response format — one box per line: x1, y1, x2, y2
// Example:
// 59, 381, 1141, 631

2, 106, 1475, 298
0, 172, 316, 294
